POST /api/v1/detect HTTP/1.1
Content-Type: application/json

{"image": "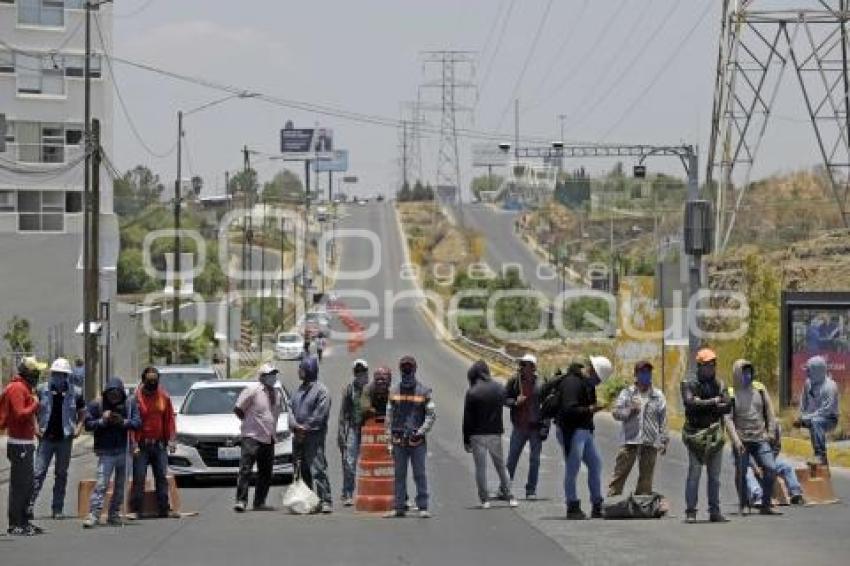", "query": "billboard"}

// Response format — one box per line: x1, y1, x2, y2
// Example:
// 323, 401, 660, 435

472, 143, 509, 167
279, 127, 334, 158
314, 149, 348, 173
